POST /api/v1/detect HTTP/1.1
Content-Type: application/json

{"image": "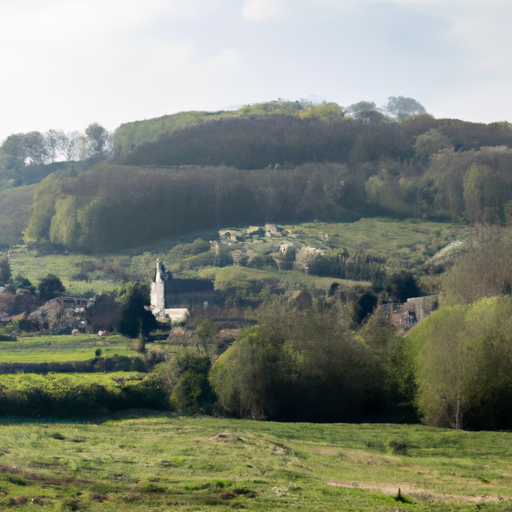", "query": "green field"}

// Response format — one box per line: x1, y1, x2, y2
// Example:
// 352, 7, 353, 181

7, 218, 468, 297
0, 334, 135, 363
282, 218, 469, 270
0, 416, 510, 511
8, 250, 125, 295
